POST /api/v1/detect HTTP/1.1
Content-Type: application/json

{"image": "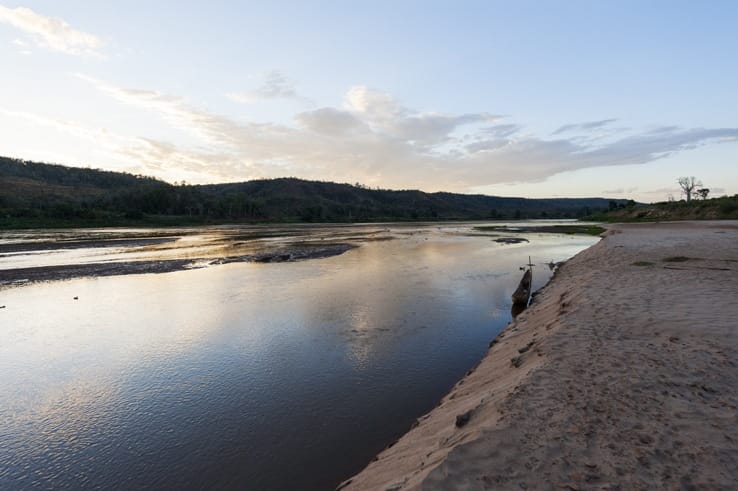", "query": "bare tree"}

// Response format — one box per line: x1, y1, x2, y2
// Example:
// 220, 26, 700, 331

677, 176, 702, 203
